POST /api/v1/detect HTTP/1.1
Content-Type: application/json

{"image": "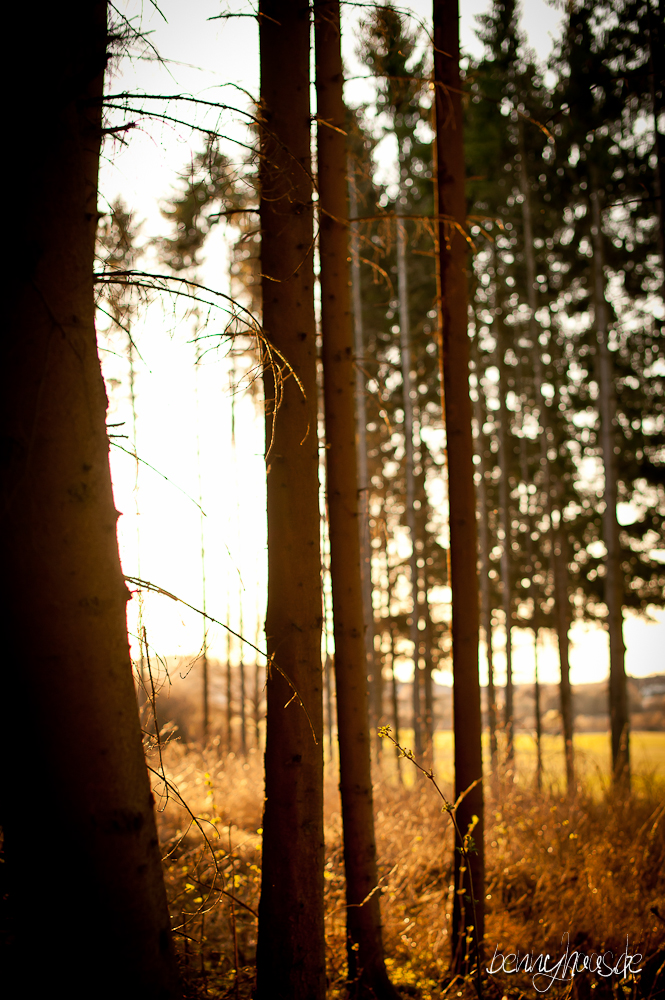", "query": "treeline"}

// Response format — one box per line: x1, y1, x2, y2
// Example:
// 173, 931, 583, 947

152, 0, 664, 787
